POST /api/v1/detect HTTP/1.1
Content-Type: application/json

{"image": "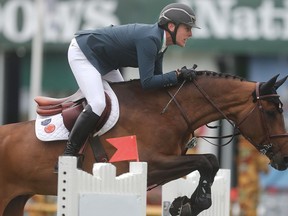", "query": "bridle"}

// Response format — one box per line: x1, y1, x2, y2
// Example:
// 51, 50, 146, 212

236, 82, 287, 158
165, 79, 288, 159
